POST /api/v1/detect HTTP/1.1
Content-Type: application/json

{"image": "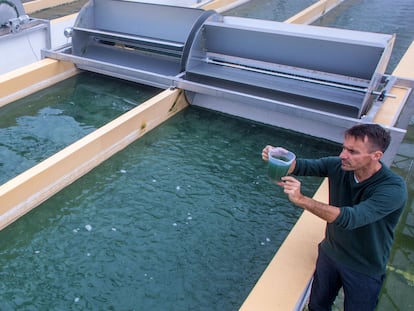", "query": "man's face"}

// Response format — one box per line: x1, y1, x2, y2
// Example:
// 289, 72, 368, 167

339, 135, 379, 171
